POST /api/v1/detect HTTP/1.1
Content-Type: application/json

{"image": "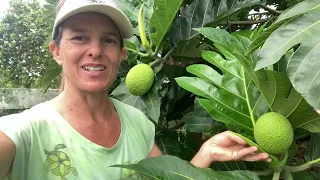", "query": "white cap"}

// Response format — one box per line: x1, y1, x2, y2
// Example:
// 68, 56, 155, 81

52, 0, 133, 39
